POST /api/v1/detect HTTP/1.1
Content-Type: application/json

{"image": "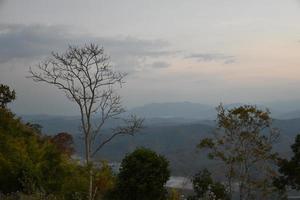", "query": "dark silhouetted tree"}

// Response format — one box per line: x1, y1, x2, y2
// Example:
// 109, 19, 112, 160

115, 148, 170, 200
274, 134, 300, 197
